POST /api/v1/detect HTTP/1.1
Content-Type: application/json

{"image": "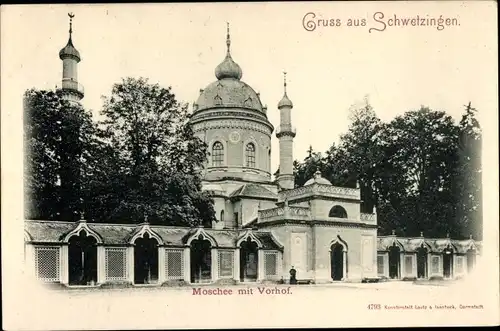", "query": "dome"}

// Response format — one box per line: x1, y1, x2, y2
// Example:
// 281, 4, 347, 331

203, 183, 225, 193
59, 38, 81, 62
194, 23, 265, 113
304, 171, 332, 186
278, 93, 293, 109
215, 53, 242, 80
195, 78, 264, 112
